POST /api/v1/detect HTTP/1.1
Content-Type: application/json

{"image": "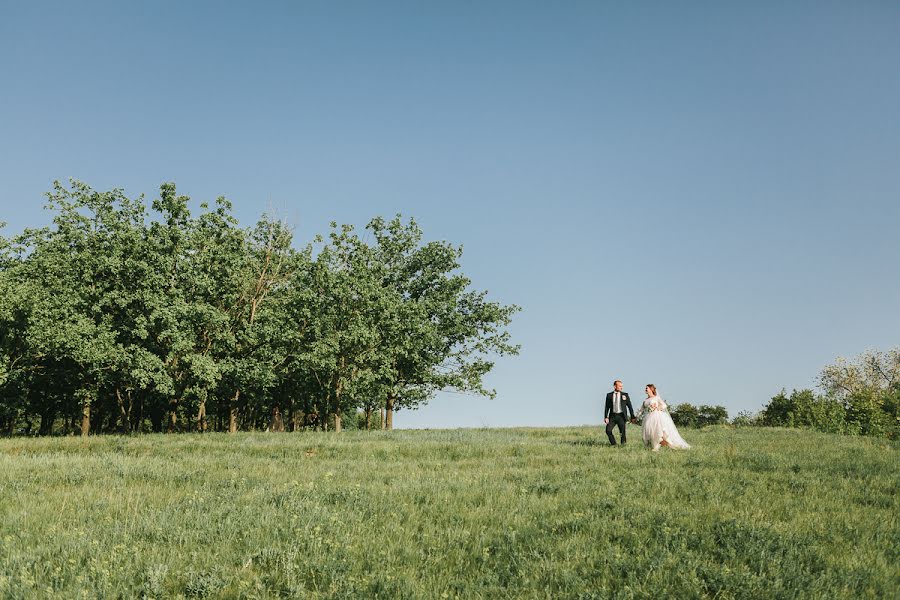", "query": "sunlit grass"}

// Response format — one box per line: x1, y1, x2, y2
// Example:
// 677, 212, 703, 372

0, 426, 897, 598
